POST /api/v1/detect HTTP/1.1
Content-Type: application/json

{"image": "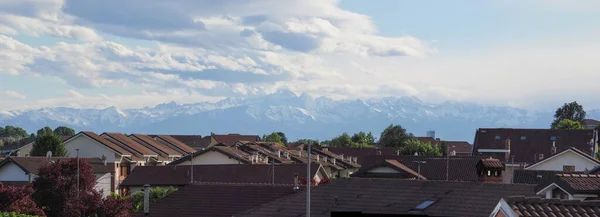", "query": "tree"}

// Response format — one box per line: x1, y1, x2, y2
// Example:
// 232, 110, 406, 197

30, 134, 67, 157
32, 159, 102, 217
52, 127, 75, 137
263, 132, 284, 145
351, 132, 375, 146
0, 126, 28, 140
329, 133, 353, 147
0, 184, 44, 216
554, 119, 584, 130
440, 142, 448, 156
379, 124, 413, 147
551, 101, 586, 128
129, 187, 176, 213
36, 127, 53, 137
399, 139, 442, 156
275, 132, 288, 145
96, 195, 133, 217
